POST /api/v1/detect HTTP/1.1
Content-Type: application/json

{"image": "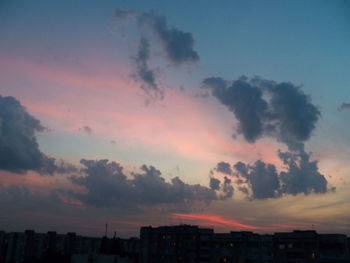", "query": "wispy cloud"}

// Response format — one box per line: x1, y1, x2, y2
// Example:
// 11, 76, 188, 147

338, 102, 350, 111
116, 9, 199, 99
